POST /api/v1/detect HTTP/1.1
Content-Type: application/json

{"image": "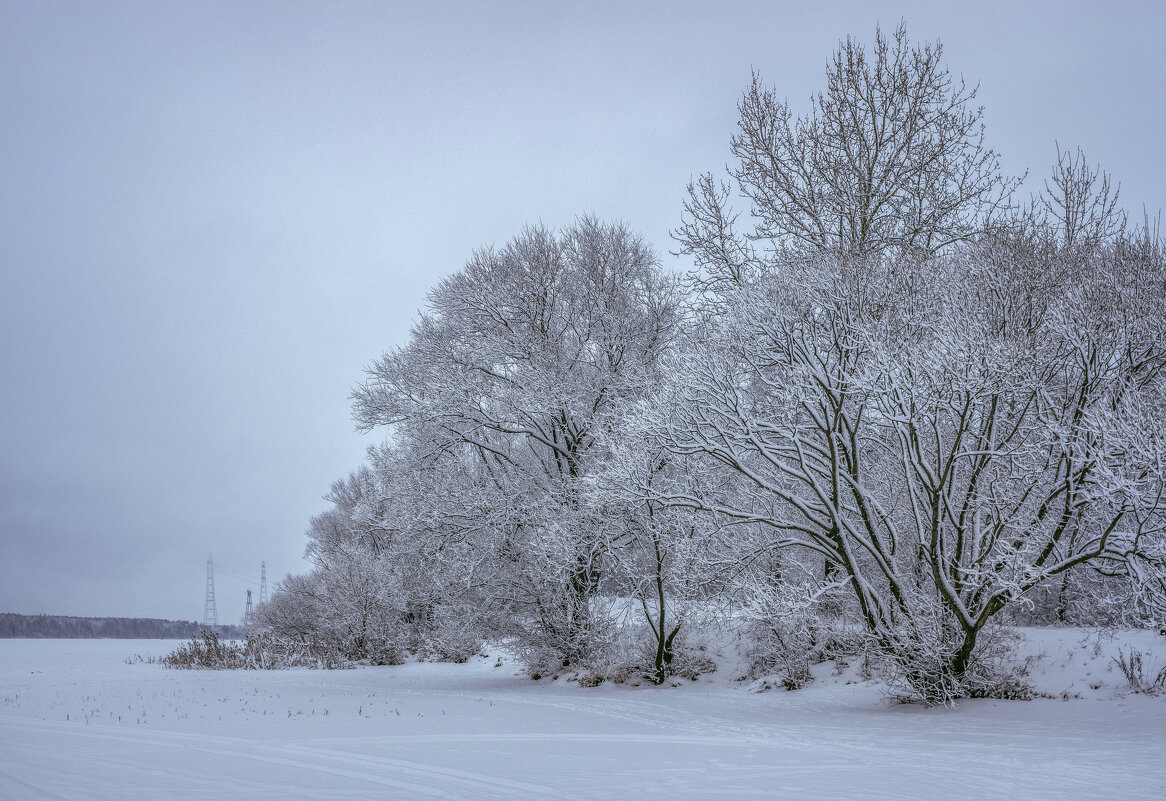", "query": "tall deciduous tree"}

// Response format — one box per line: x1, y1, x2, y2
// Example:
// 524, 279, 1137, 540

648, 230, 1165, 702
352, 217, 683, 669
676, 22, 1016, 288
659, 24, 1165, 702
